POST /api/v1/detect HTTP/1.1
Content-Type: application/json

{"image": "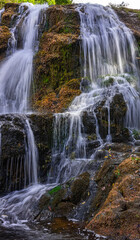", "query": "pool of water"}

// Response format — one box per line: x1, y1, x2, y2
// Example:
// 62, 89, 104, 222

0, 219, 108, 240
